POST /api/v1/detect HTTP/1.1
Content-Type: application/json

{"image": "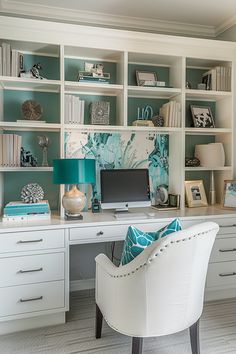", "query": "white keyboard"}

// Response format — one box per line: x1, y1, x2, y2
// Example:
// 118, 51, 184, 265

115, 212, 148, 220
